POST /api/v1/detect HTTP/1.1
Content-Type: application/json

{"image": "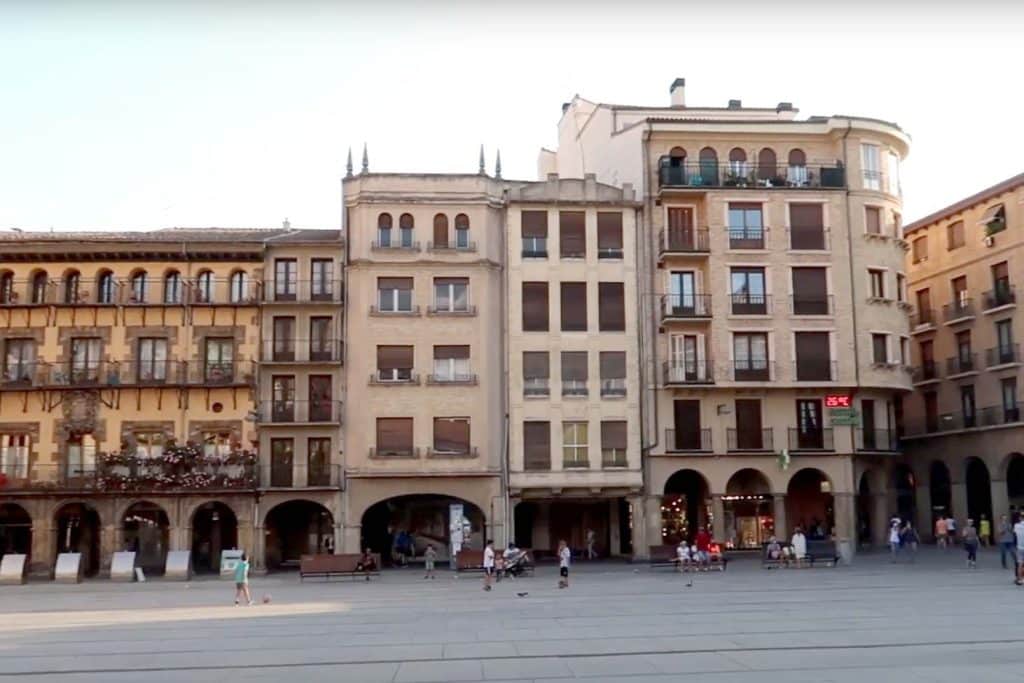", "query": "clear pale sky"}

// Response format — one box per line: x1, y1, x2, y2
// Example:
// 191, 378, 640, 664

1, 1, 1021, 231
